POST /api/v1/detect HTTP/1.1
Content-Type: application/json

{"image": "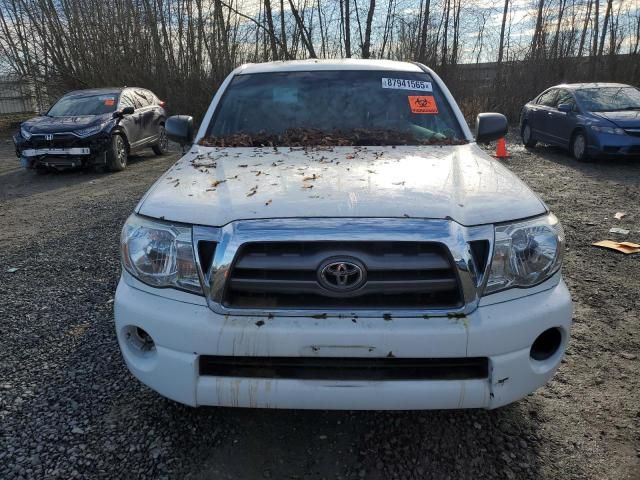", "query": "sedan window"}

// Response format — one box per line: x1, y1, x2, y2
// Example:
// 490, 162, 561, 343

555, 90, 575, 109
537, 90, 557, 107
575, 87, 640, 112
